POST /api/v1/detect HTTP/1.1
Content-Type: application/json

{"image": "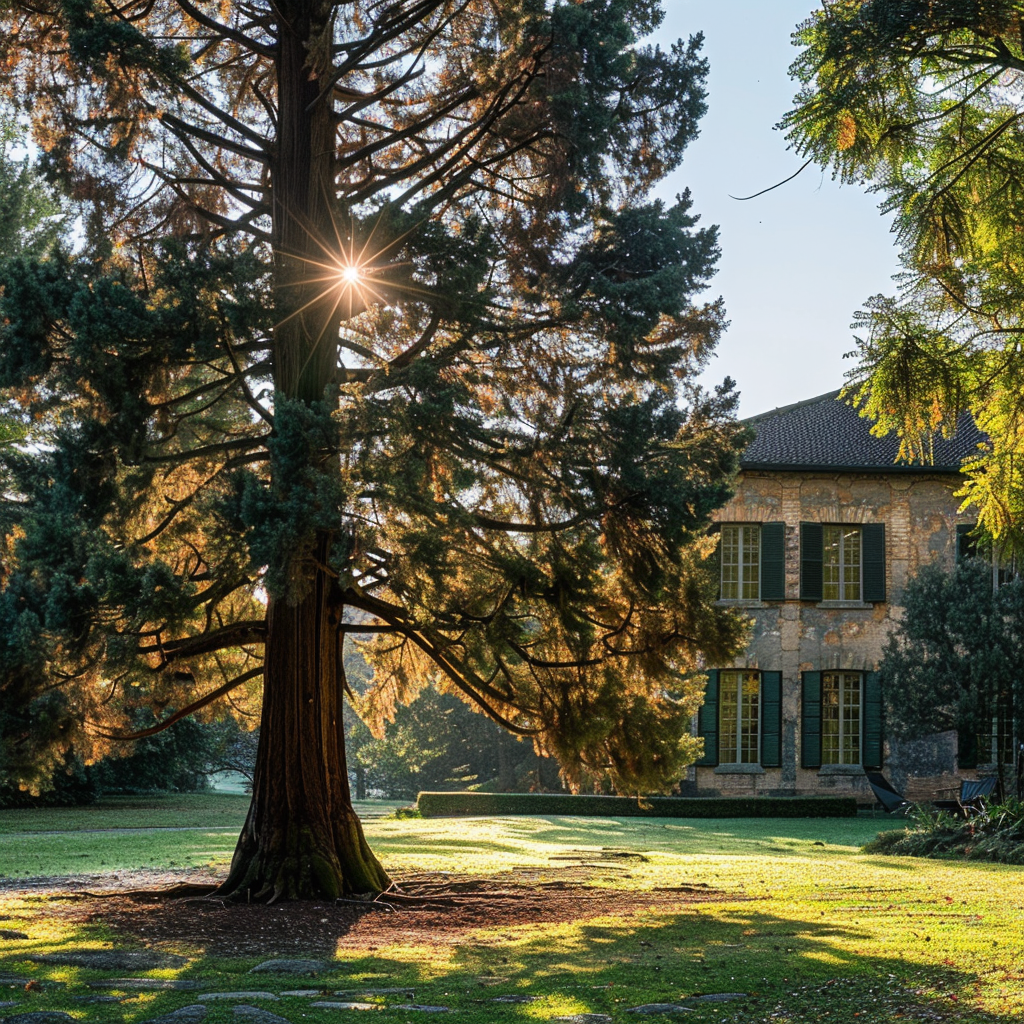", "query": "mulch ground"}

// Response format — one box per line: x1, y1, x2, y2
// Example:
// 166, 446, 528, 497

7, 867, 736, 957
